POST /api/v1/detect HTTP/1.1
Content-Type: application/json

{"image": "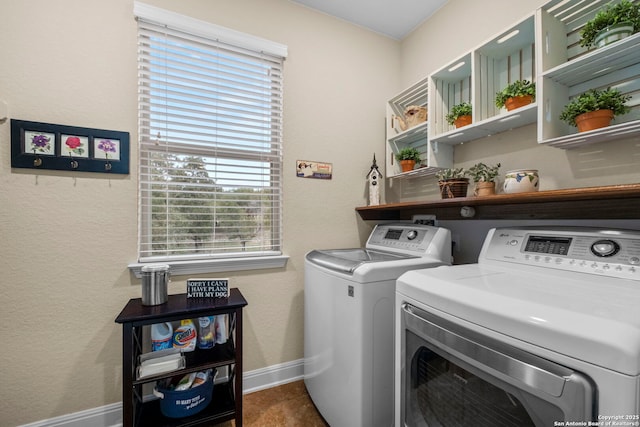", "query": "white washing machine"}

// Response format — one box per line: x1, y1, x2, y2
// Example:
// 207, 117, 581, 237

304, 222, 451, 427
396, 227, 640, 427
